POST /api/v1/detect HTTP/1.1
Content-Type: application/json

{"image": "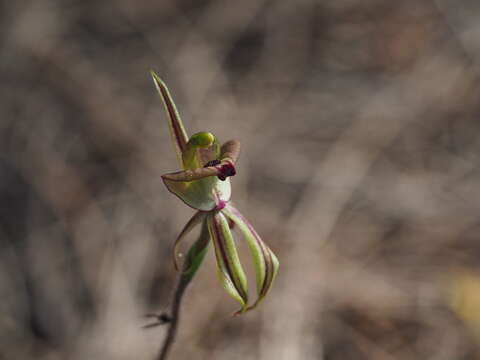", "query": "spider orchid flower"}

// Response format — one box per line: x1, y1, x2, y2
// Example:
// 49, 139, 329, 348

151, 72, 279, 314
